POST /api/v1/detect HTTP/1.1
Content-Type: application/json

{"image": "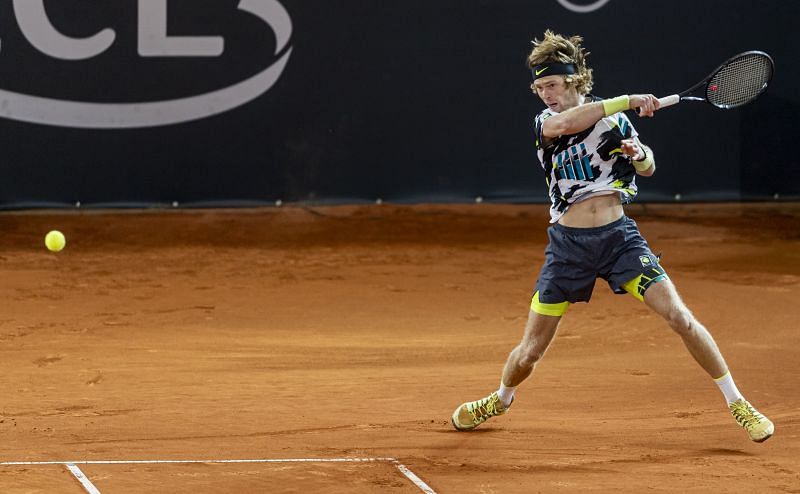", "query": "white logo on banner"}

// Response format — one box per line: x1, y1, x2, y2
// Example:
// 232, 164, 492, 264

0, 0, 292, 128
556, 0, 611, 13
